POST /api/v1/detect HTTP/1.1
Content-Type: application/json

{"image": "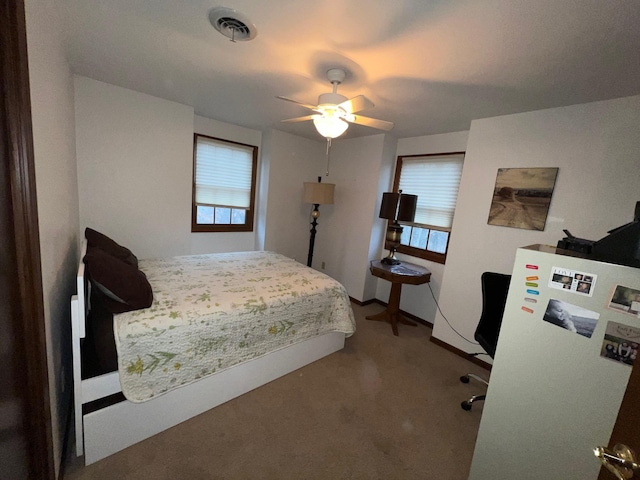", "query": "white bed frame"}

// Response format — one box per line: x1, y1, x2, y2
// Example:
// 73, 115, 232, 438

71, 240, 346, 465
